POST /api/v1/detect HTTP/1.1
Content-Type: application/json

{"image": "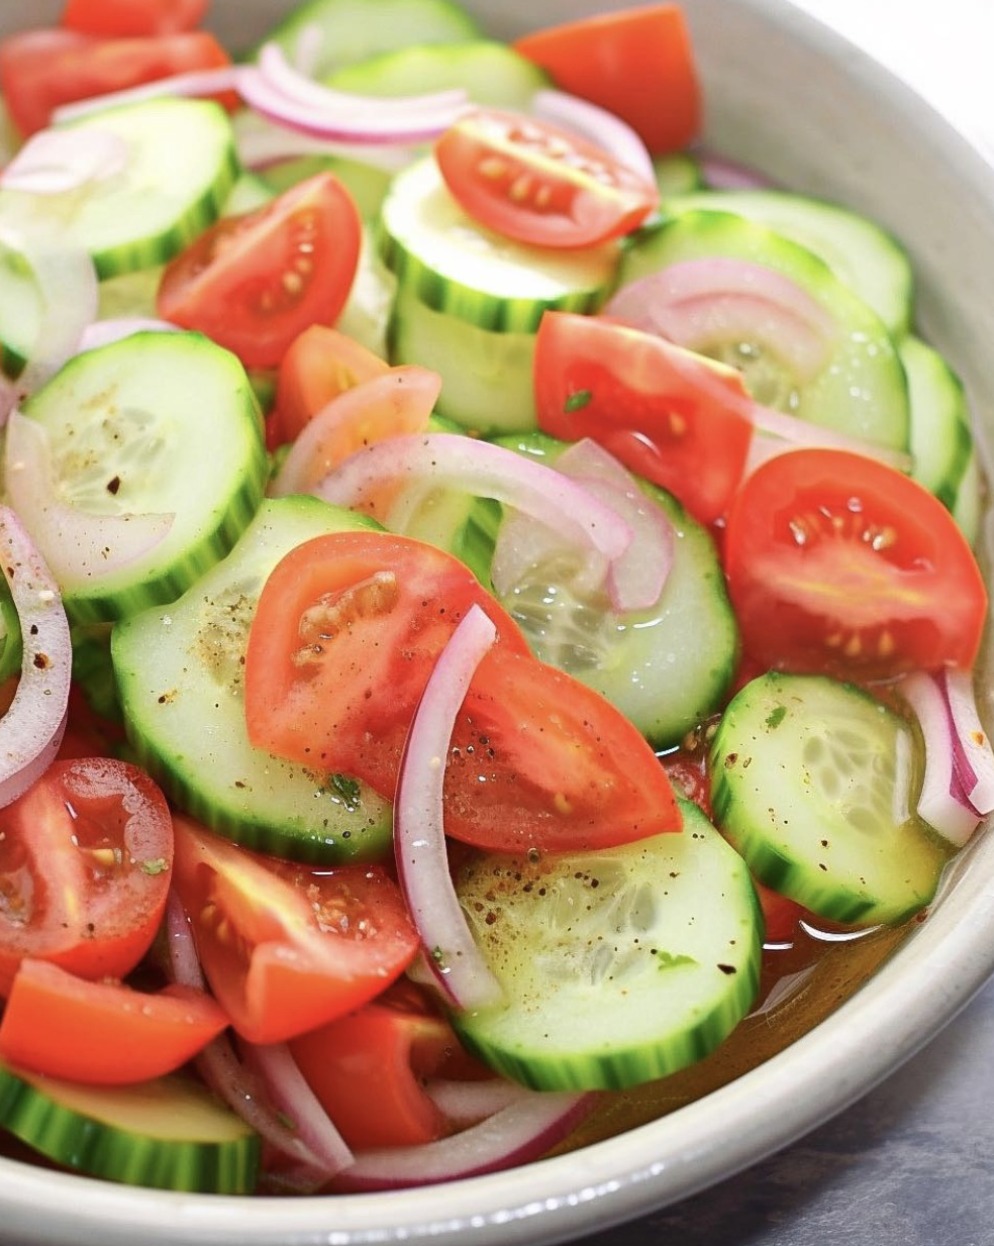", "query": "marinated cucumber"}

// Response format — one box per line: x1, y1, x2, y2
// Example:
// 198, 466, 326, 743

453, 799, 762, 1091
387, 284, 536, 432
487, 432, 739, 748
709, 672, 951, 927
653, 152, 703, 198
261, 0, 481, 77
112, 495, 394, 864
0, 577, 21, 685
8, 331, 268, 624
617, 210, 910, 451
901, 335, 976, 524
0, 1062, 259, 1194
327, 40, 548, 108
0, 232, 41, 379
660, 188, 914, 336
0, 99, 239, 279
378, 156, 621, 332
